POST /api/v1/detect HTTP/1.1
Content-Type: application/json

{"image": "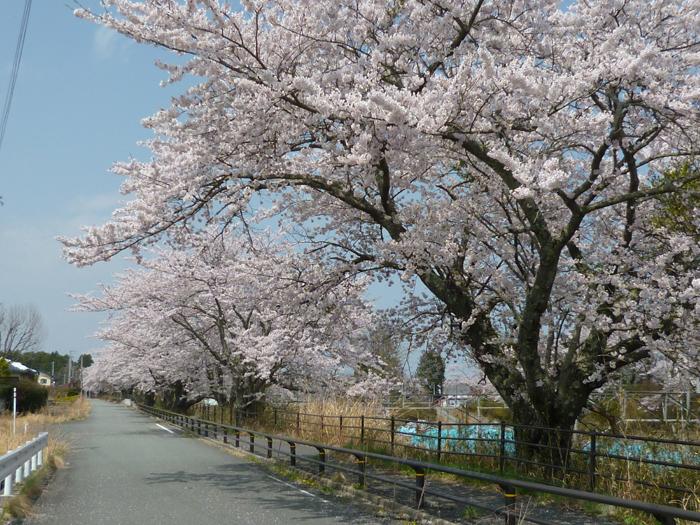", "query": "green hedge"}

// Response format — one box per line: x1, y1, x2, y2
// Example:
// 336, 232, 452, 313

0, 378, 48, 413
